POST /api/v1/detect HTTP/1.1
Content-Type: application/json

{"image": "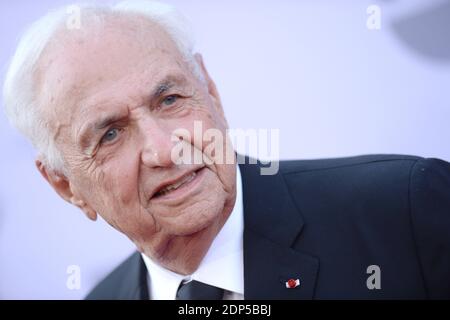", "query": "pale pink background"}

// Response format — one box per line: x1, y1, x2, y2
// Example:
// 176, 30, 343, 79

0, 0, 449, 299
